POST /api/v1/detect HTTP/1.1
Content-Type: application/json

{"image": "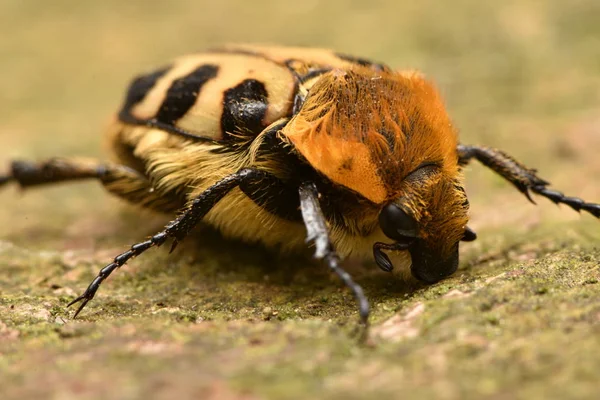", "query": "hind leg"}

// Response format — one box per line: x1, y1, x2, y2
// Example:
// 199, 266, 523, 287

1, 158, 104, 188
1, 158, 184, 212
